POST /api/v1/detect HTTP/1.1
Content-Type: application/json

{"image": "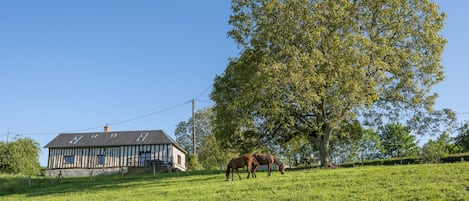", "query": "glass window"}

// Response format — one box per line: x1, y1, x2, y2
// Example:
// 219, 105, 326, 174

64, 155, 74, 164
177, 155, 182, 165
97, 155, 105, 165
140, 151, 151, 166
